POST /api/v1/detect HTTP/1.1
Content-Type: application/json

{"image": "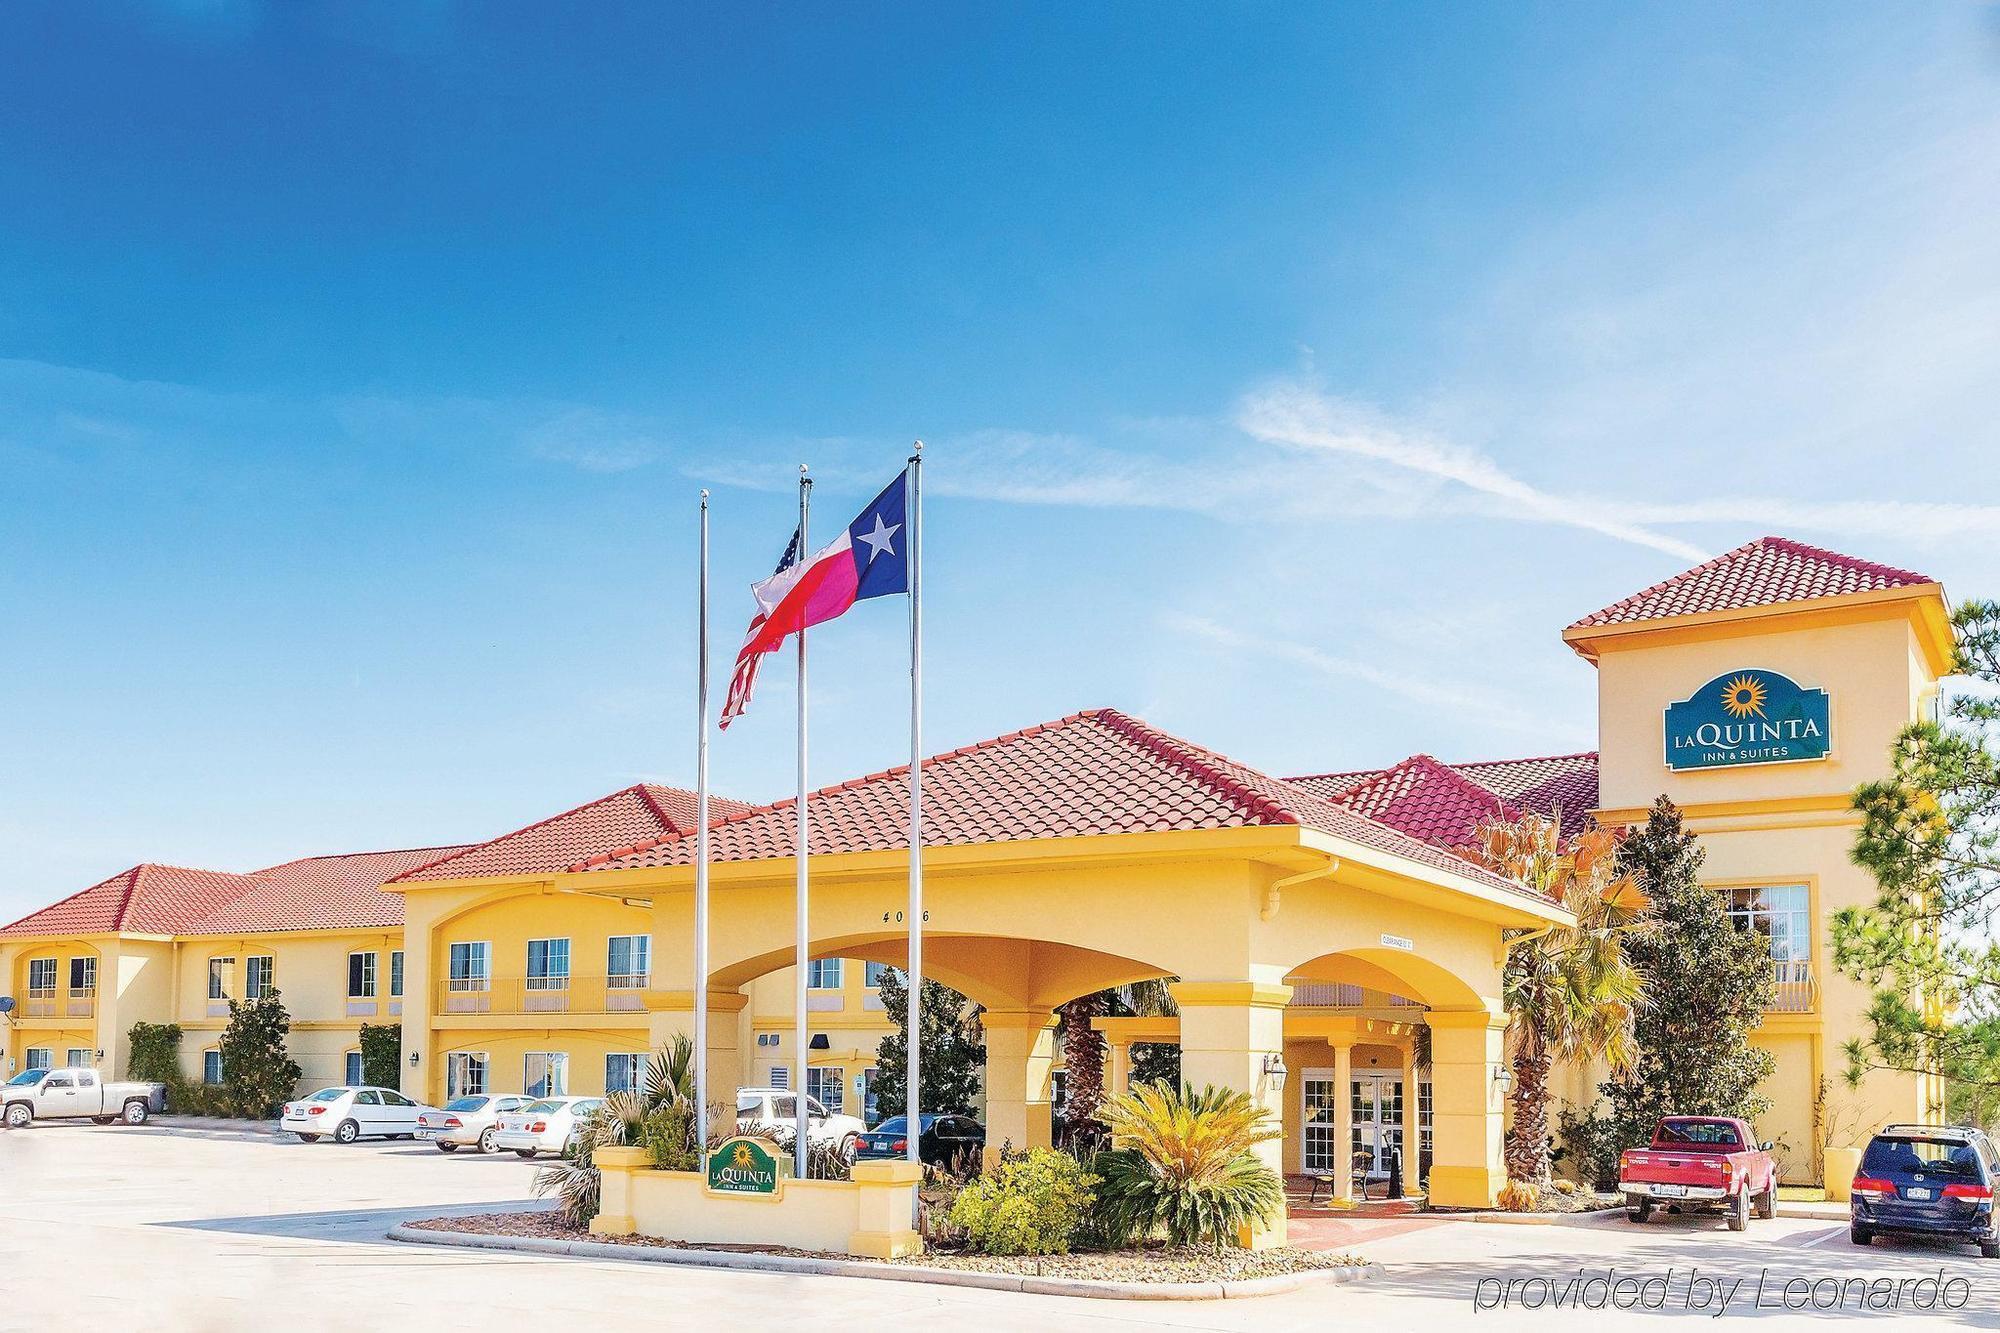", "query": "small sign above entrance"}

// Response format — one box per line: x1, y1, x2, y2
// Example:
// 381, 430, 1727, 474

706, 1136, 784, 1198
1664, 669, 1830, 772
1379, 933, 1414, 952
